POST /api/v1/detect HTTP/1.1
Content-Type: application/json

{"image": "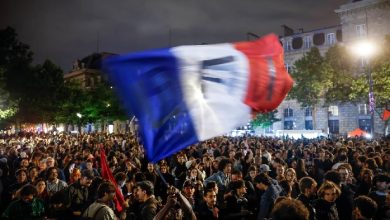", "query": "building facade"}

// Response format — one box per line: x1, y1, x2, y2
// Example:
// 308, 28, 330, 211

271, 0, 390, 136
